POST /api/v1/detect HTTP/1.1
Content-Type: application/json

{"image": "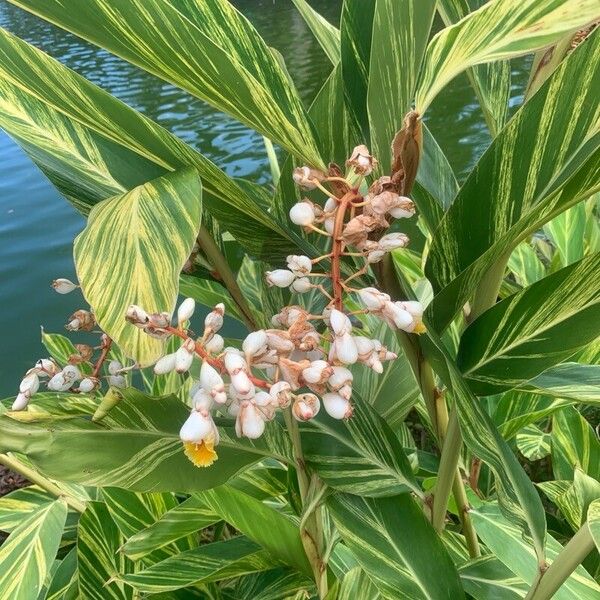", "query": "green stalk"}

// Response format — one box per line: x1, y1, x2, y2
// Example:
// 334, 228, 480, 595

195, 224, 257, 330
0, 453, 86, 513
469, 253, 509, 323
526, 524, 595, 600
262, 136, 281, 186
